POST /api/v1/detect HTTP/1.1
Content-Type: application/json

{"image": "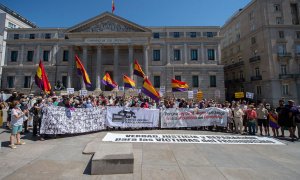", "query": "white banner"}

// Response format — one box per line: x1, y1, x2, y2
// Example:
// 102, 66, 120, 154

161, 107, 228, 128
103, 133, 285, 145
106, 107, 159, 128
67, 88, 74, 94
188, 91, 194, 99
246, 92, 254, 99
40, 106, 106, 134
